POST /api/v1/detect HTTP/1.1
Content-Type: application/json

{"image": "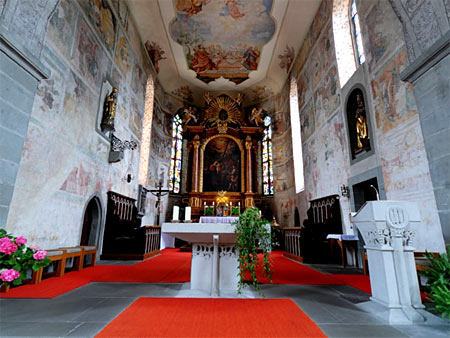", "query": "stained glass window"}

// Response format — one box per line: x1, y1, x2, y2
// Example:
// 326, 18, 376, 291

262, 115, 273, 195
351, 0, 365, 64
169, 114, 183, 193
